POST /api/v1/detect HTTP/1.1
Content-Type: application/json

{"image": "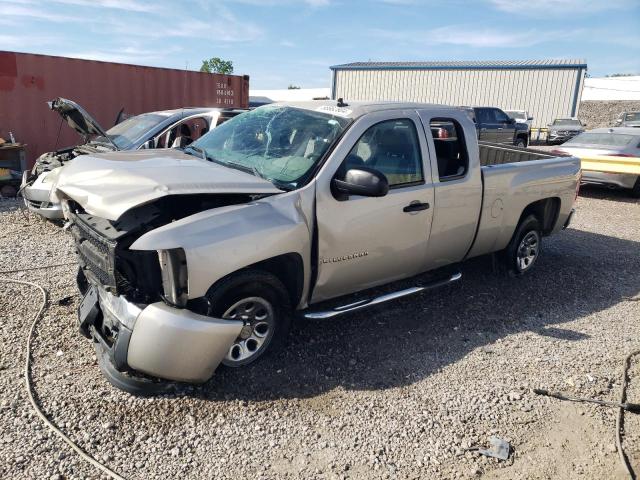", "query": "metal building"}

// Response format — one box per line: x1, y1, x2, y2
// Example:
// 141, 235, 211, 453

330, 59, 587, 128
